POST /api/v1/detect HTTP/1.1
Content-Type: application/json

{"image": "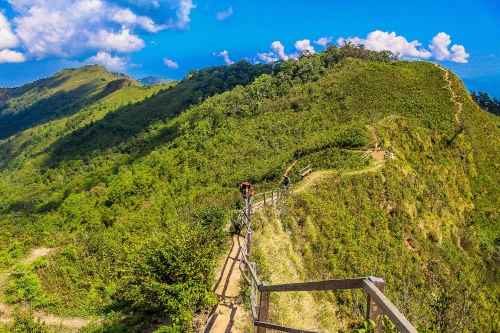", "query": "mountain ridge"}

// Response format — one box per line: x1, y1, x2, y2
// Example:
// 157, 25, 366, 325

0, 47, 498, 332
